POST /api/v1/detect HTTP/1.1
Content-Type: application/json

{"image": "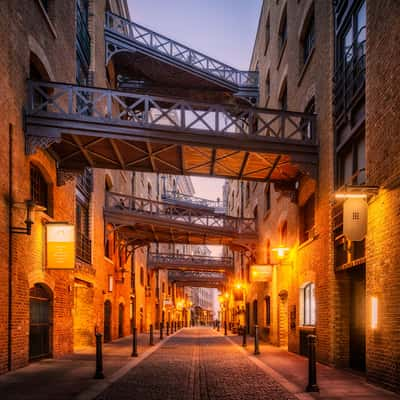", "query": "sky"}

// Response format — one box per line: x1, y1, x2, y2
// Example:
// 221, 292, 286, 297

127, 0, 262, 200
